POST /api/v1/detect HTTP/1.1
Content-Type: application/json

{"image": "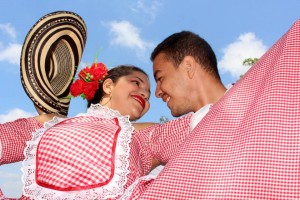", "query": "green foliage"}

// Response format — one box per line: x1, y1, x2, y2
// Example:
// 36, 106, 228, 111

240, 57, 259, 78
242, 58, 259, 66
159, 116, 169, 123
